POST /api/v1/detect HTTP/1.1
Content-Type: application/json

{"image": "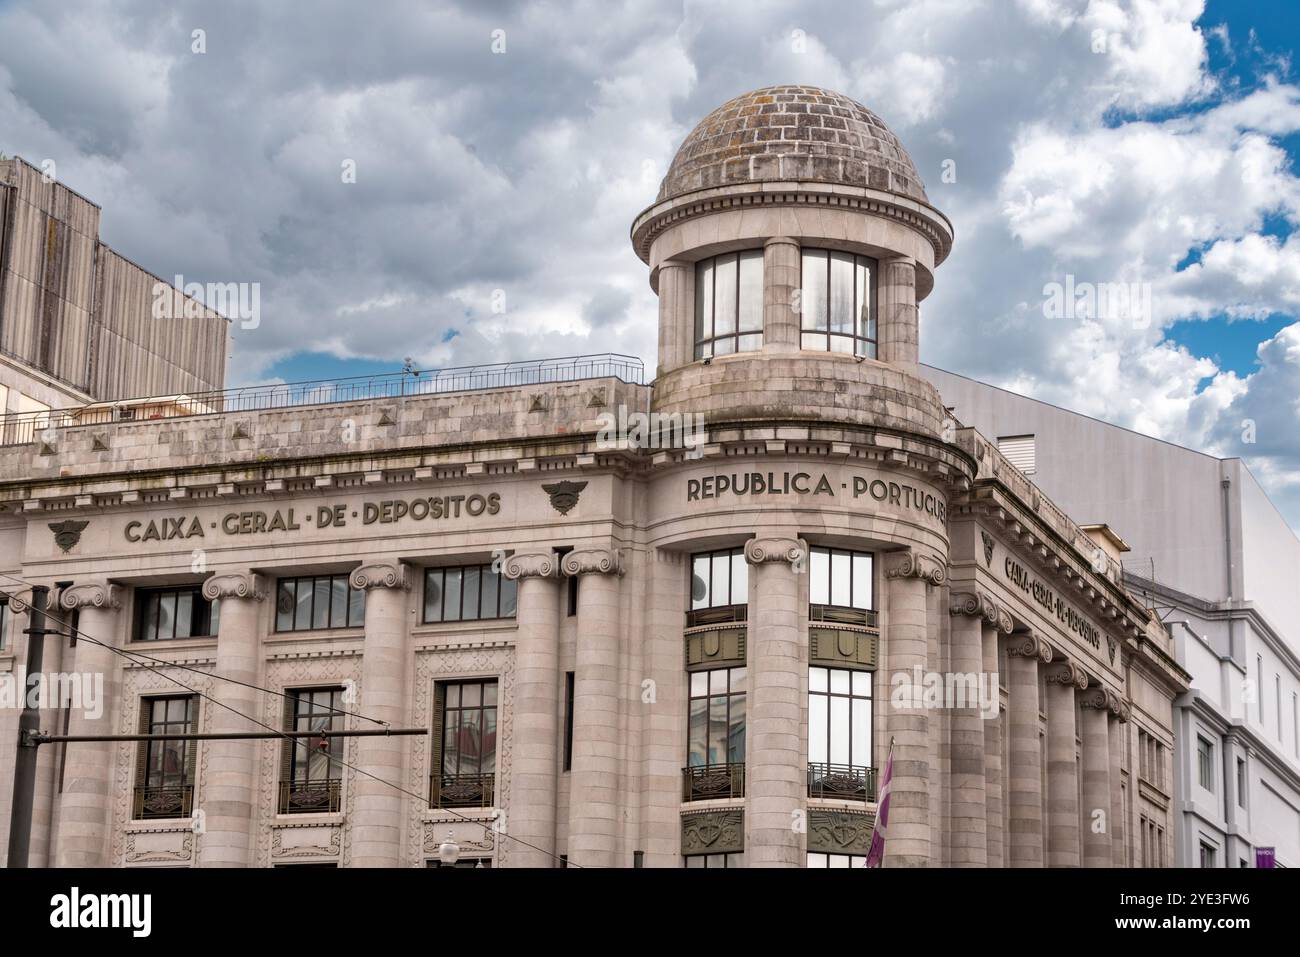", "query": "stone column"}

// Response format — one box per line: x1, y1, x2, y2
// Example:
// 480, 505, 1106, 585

1006, 633, 1050, 867
1044, 659, 1087, 868
1109, 701, 1129, 867
8, 589, 64, 867
349, 562, 411, 867
762, 236, 800, 353
743, 537, 807, 867
878, 256, 918, 369
982, 610, 1011, 868
561, 547, 624, 868
502, 551, 562, 867
946, 592, 989, 867
54, 583, 124, 867
199, 573, 266, 867
1079, 686, 1113, 868
656, 260, 692, 376
883, 550, 947, 867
